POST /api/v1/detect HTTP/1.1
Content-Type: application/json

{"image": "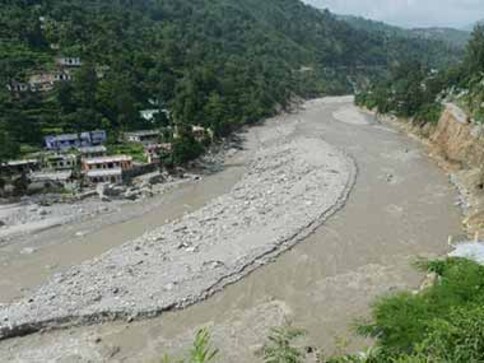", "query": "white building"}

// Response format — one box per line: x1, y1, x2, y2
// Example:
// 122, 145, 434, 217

86, 168, 122, 184
56, 57, 82, 67
124, 130, 160, 144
